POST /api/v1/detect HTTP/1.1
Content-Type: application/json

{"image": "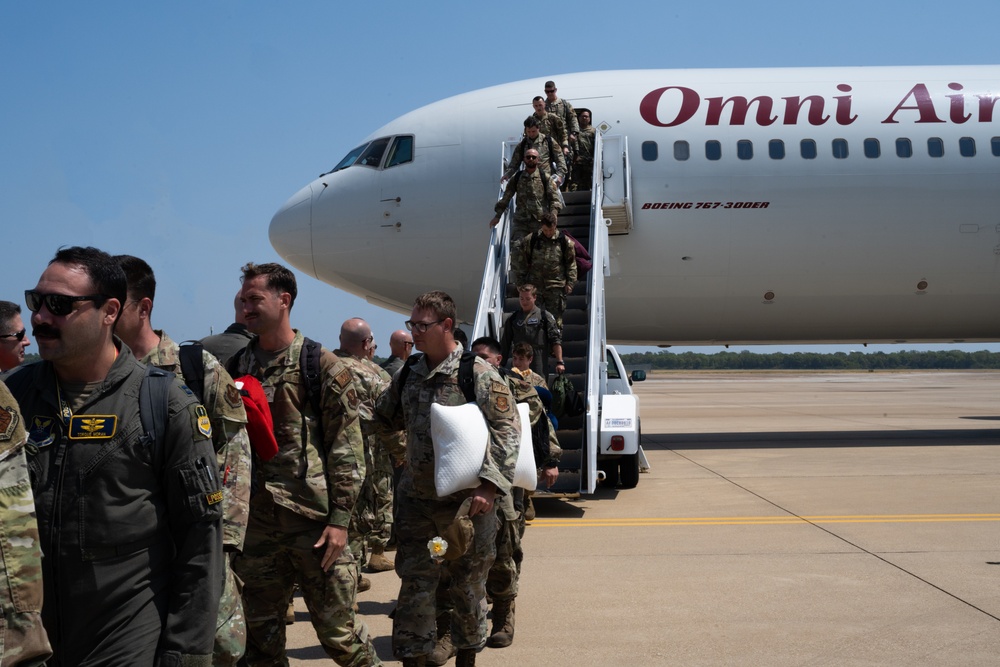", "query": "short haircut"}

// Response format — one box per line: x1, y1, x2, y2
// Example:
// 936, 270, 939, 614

471, 336, 501, 356
241, 262, 297, 308
532, 96, 544, 104
453, 328, 468, 348
544, 80, 556, 89
512, 342, 534, 359
517, 283, 537, 296
413, 290, 456, 326
113, 254, 156, 302
541, 211, 558, 226
0, 301, 20, 329
523, 116, 539, 129
50, 246, 127, 310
